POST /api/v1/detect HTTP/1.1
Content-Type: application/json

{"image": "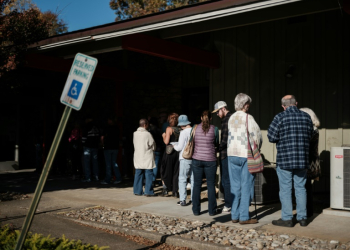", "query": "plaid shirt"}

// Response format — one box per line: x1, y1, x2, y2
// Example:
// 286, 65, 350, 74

218, 112, 232, 159
268, 106, 314, 170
